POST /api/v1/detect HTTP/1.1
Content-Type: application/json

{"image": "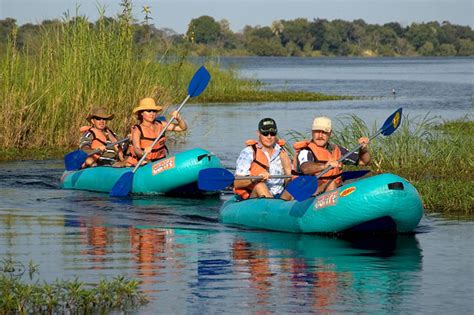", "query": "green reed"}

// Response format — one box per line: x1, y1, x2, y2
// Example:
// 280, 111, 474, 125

0, 3, 340, 154
0, 258, 148, 314
286, 116, 474, 214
